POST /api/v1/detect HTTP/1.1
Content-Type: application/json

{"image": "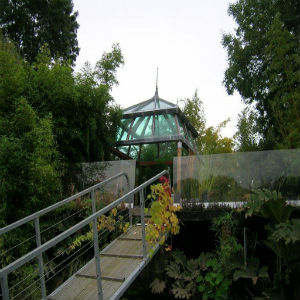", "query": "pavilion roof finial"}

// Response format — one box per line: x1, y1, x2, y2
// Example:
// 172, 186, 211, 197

156, 67, 158, 93
154, 67, 159, 108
